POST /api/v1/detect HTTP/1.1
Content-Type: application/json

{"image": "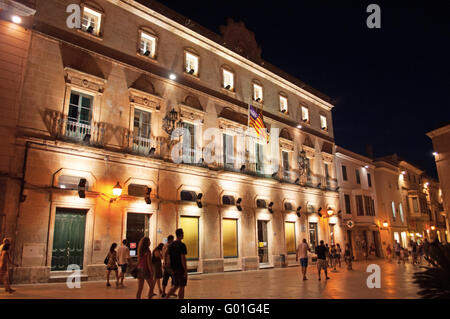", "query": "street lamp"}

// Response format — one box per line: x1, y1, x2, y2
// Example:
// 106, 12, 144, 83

12, 15, 22, 24
112, 181, 122, 197
431, 226, 436, 231
383, 221, 389, 228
